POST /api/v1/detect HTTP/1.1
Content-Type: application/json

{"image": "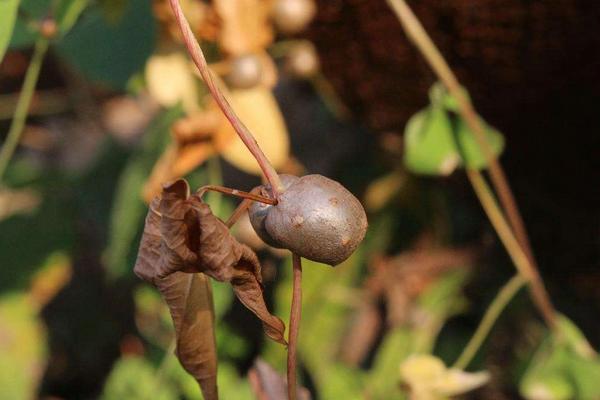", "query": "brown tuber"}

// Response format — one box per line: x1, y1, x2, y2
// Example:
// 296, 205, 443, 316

249, 174, 368, 266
